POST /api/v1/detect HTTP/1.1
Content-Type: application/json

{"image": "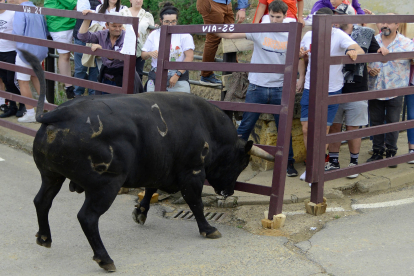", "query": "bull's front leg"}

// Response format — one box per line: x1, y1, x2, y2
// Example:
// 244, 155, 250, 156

180, 172, 222, 239
132, 188, 157, 225
33, 173, 66, 248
